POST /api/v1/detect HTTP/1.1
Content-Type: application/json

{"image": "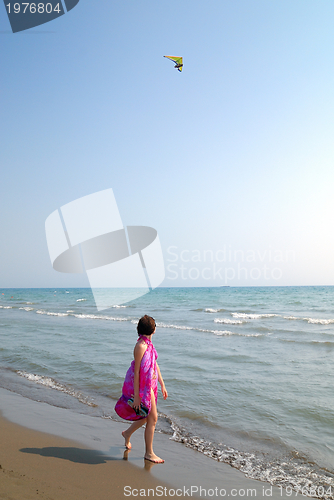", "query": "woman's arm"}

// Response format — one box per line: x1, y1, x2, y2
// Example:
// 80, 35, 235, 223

156, 362, 168, 400
133, 342, 147, 408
